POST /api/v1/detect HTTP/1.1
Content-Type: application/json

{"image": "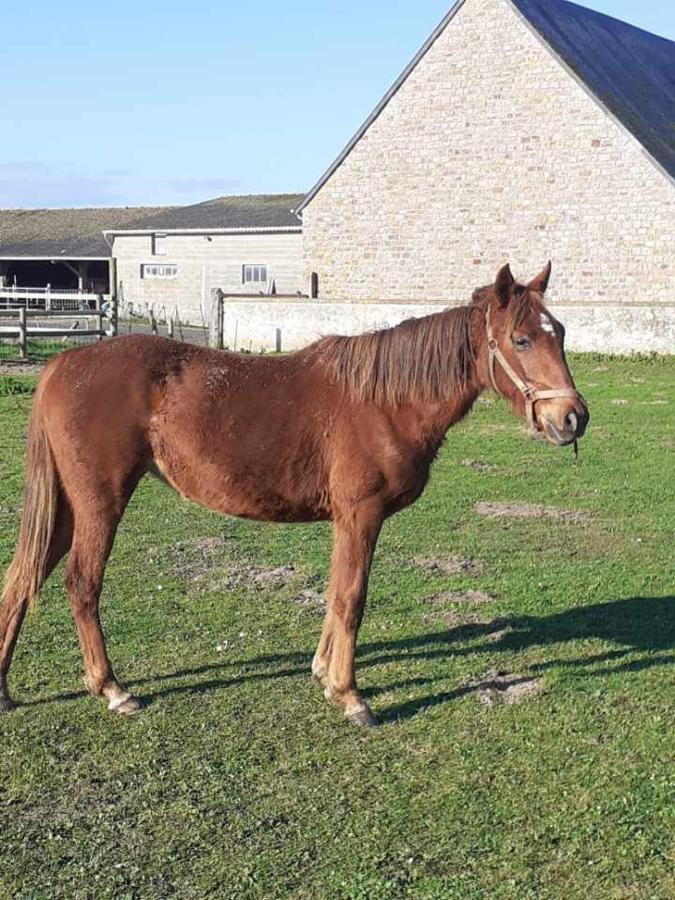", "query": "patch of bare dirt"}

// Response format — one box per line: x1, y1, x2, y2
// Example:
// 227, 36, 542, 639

426, 589, 494, 606
474, 501, 591, 525
293, 589, 326, 610
421, 612, 512, 639
460, 458, 495, 472
468, 669, 542, 706
414, 555, 483, 576
0, 362, 44, 376
170, 536, 235, 581
169, 535, 327, 600
485, 629, 510, 643
212, 565, 298, 592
